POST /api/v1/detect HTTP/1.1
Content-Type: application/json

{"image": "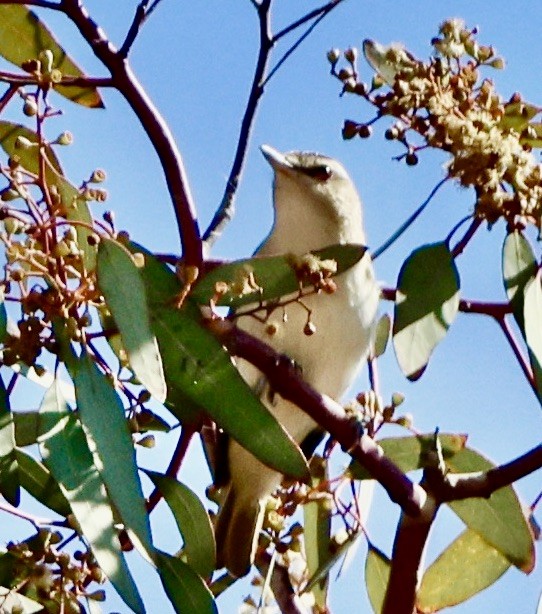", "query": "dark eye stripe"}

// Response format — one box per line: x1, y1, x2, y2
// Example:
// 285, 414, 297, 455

300, 165, 333, 181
